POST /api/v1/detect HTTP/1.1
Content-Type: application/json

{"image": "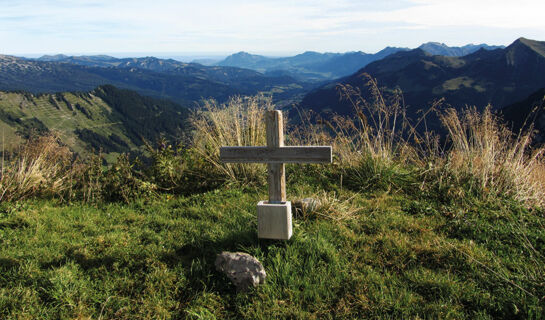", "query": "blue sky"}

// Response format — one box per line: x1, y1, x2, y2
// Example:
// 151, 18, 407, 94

1, 0, 544, 57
